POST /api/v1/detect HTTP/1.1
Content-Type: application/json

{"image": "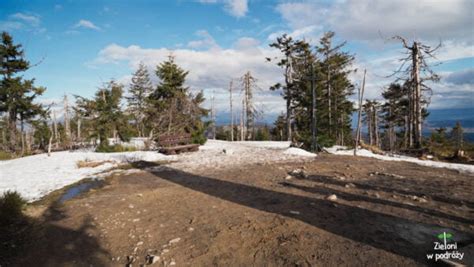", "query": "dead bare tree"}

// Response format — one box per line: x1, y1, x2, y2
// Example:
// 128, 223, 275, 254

354, 69, 366, 156
229, 80, 234, 141
390, 36, 440, 149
